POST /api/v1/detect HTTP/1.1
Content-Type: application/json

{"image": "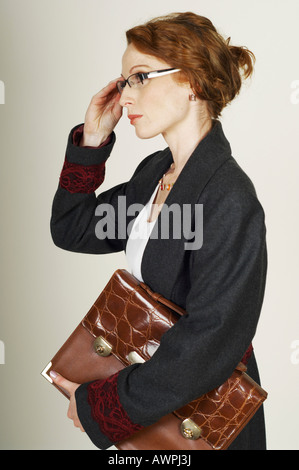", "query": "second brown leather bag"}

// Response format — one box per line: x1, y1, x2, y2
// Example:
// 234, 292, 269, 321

41, 269, 267, 450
